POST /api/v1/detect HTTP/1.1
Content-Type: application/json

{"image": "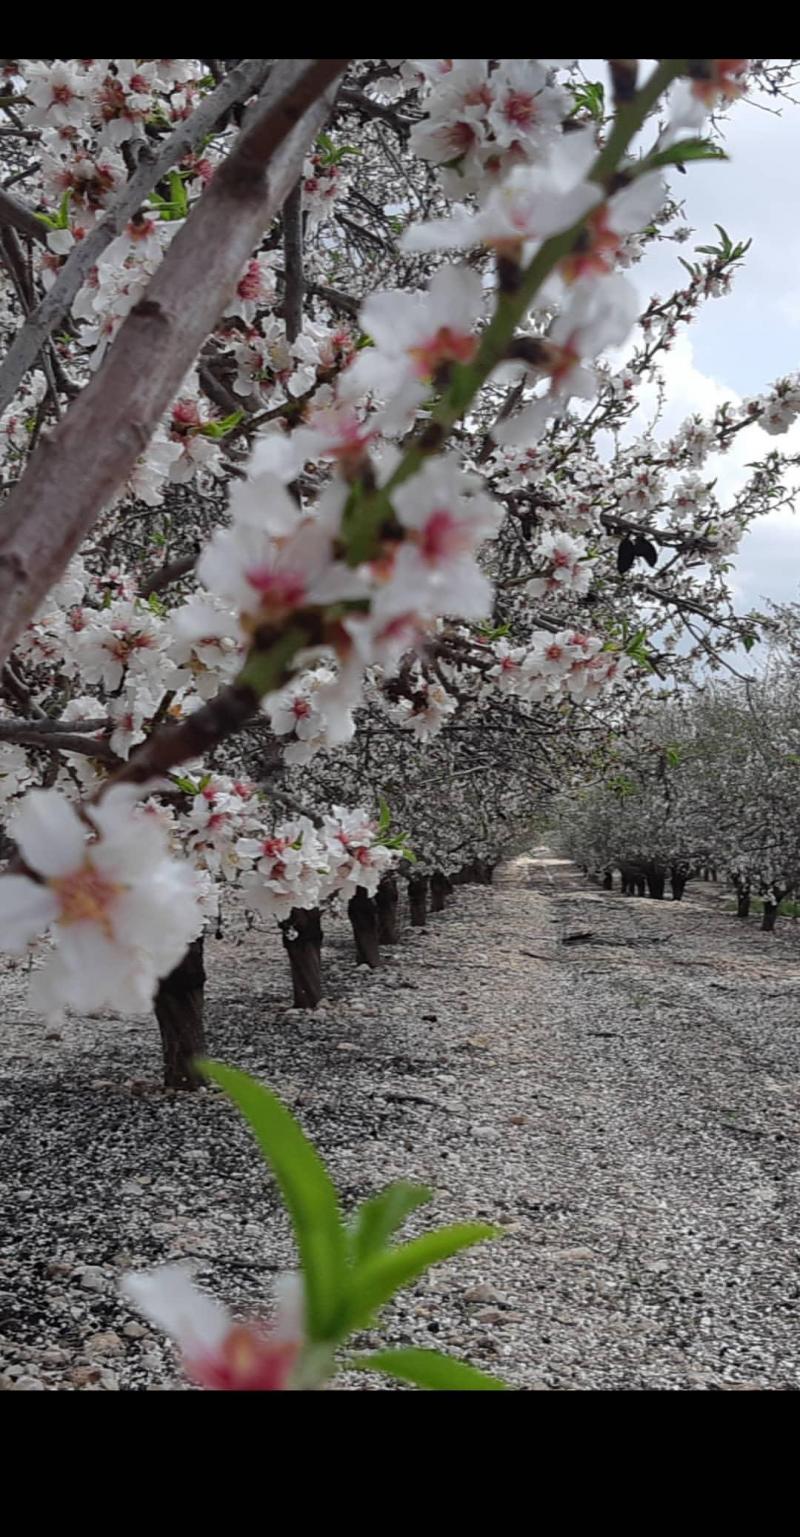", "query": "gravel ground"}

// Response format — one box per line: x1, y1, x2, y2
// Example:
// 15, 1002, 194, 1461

2, 849, 800, 1391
